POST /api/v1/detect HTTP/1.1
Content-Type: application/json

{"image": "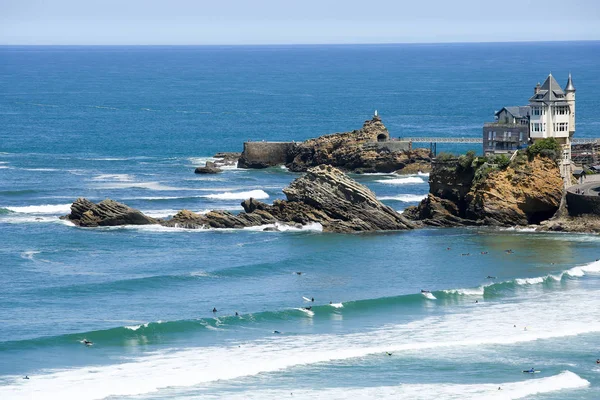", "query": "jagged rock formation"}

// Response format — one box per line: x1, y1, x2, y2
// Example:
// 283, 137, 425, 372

286, 116, 432, 173
66, 166, 414, 233
539, 215, 600, 233
236, 116, 432, 173
193, 152, 241, 174
404, 153, 563, 227
164, 165, 415, 232
194, 161, 222, 174
62, 198, 158, 227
